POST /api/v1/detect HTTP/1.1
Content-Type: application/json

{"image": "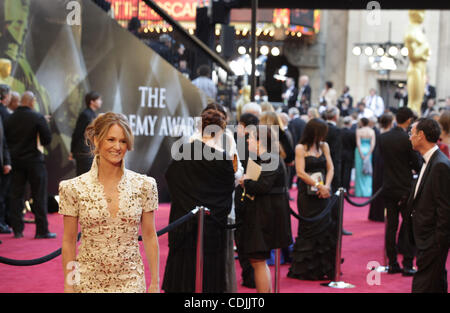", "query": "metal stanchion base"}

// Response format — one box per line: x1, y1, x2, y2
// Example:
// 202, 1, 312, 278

375, 265, 389, 273
327, 281, 356, 289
